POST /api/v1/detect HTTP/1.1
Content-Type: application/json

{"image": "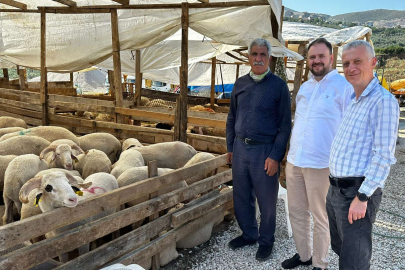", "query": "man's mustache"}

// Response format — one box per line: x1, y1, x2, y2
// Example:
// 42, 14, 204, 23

312, 63, 324, 68
253, 61, 264, 66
